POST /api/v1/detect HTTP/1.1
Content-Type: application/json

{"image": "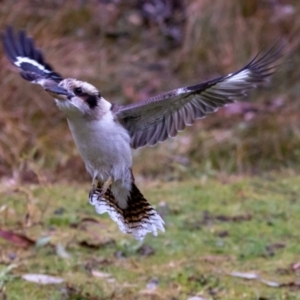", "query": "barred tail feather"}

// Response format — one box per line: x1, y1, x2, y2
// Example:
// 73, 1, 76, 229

89, 182, 165, 240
